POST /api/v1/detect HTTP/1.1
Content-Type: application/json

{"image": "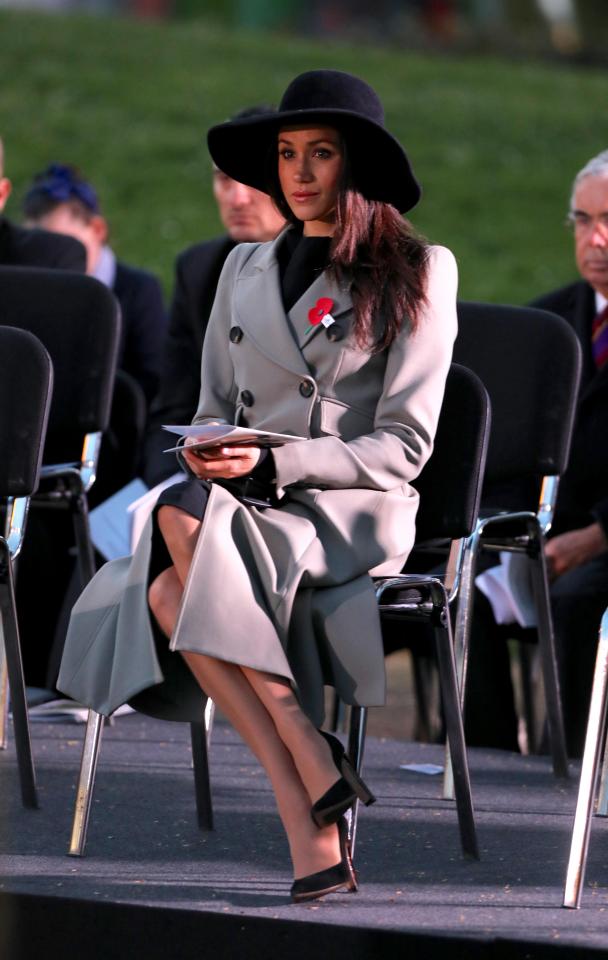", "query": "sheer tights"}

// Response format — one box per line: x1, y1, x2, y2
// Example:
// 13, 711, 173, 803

148, 504, 342, 880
